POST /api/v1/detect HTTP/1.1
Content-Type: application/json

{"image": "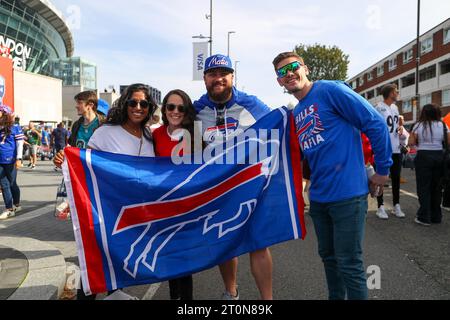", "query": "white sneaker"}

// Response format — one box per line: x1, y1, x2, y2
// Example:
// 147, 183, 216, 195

0, 209, 15, 220
14, 205, 22, 213
222, 288, 239, 300
376, 206, 389, 220
393, 204, 405, 218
